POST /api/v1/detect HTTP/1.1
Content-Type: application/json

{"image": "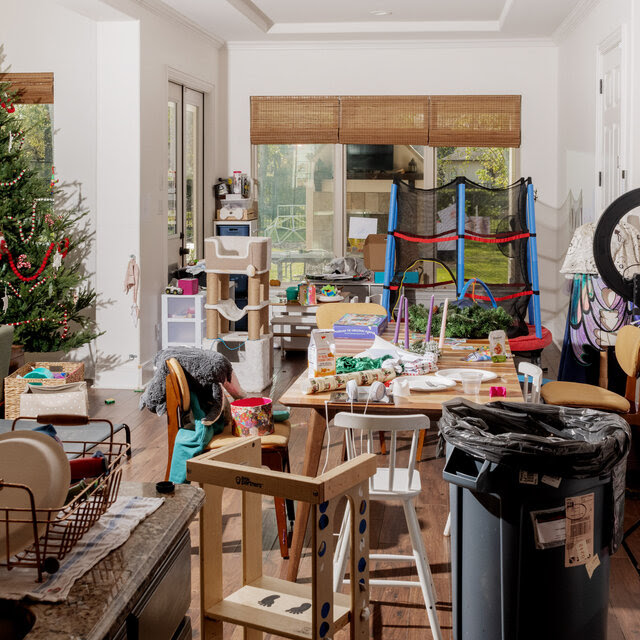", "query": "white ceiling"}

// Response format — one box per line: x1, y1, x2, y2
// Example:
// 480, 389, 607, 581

156, 0, 587, 42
